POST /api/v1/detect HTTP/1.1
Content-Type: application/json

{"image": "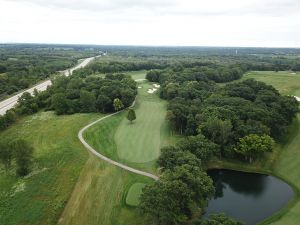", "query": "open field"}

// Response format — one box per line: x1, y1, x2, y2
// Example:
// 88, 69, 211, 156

0, 112, 100, 225
211, 71, 300, 225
